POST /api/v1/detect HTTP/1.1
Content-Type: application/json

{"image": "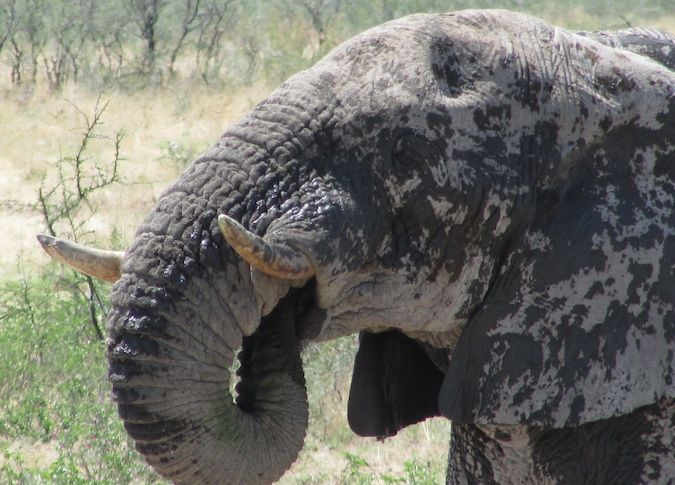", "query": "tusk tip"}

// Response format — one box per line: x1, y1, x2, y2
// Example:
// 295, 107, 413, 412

218, 214, 254, 250
37, 234, 59, 258
217, 214, 242, 237
37, 233, 53, 247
